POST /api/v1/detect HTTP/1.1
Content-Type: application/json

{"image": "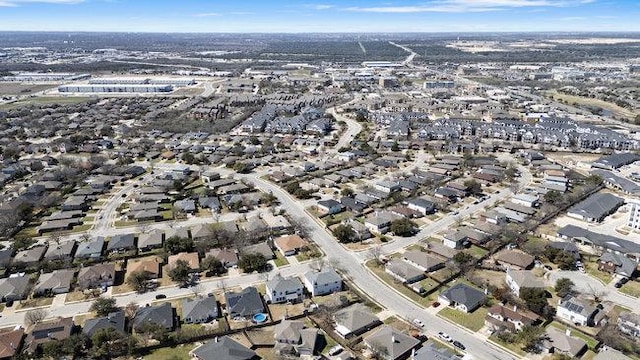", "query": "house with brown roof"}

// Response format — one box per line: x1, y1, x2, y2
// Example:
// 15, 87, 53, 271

25, 317, 74, 353
494, 250, 535, 270
126, 256, 162, 280
168, 252, 200, 271
0, 328, 24, 360
485, 304, 540, 332
274, 235, 309, 256
402, 250, 445, 273
206, 248, 238, 268
77, 263, 116, 290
